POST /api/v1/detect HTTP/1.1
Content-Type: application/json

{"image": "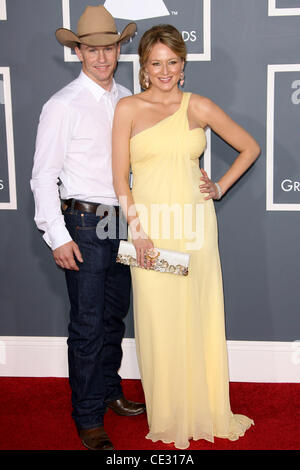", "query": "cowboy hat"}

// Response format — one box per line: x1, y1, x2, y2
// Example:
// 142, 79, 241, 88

55, 5, 137, 48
